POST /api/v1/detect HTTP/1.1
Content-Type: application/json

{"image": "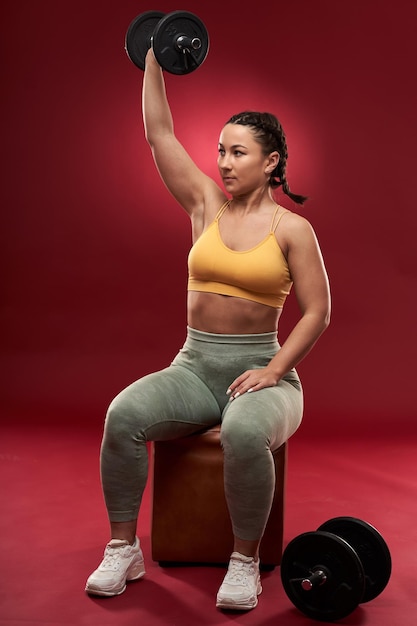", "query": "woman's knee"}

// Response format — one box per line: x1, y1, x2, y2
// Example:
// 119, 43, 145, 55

220, 387, 302, 455
104, 375, 164, 438
102, 395, 138, 446
220, 414, 266, 458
